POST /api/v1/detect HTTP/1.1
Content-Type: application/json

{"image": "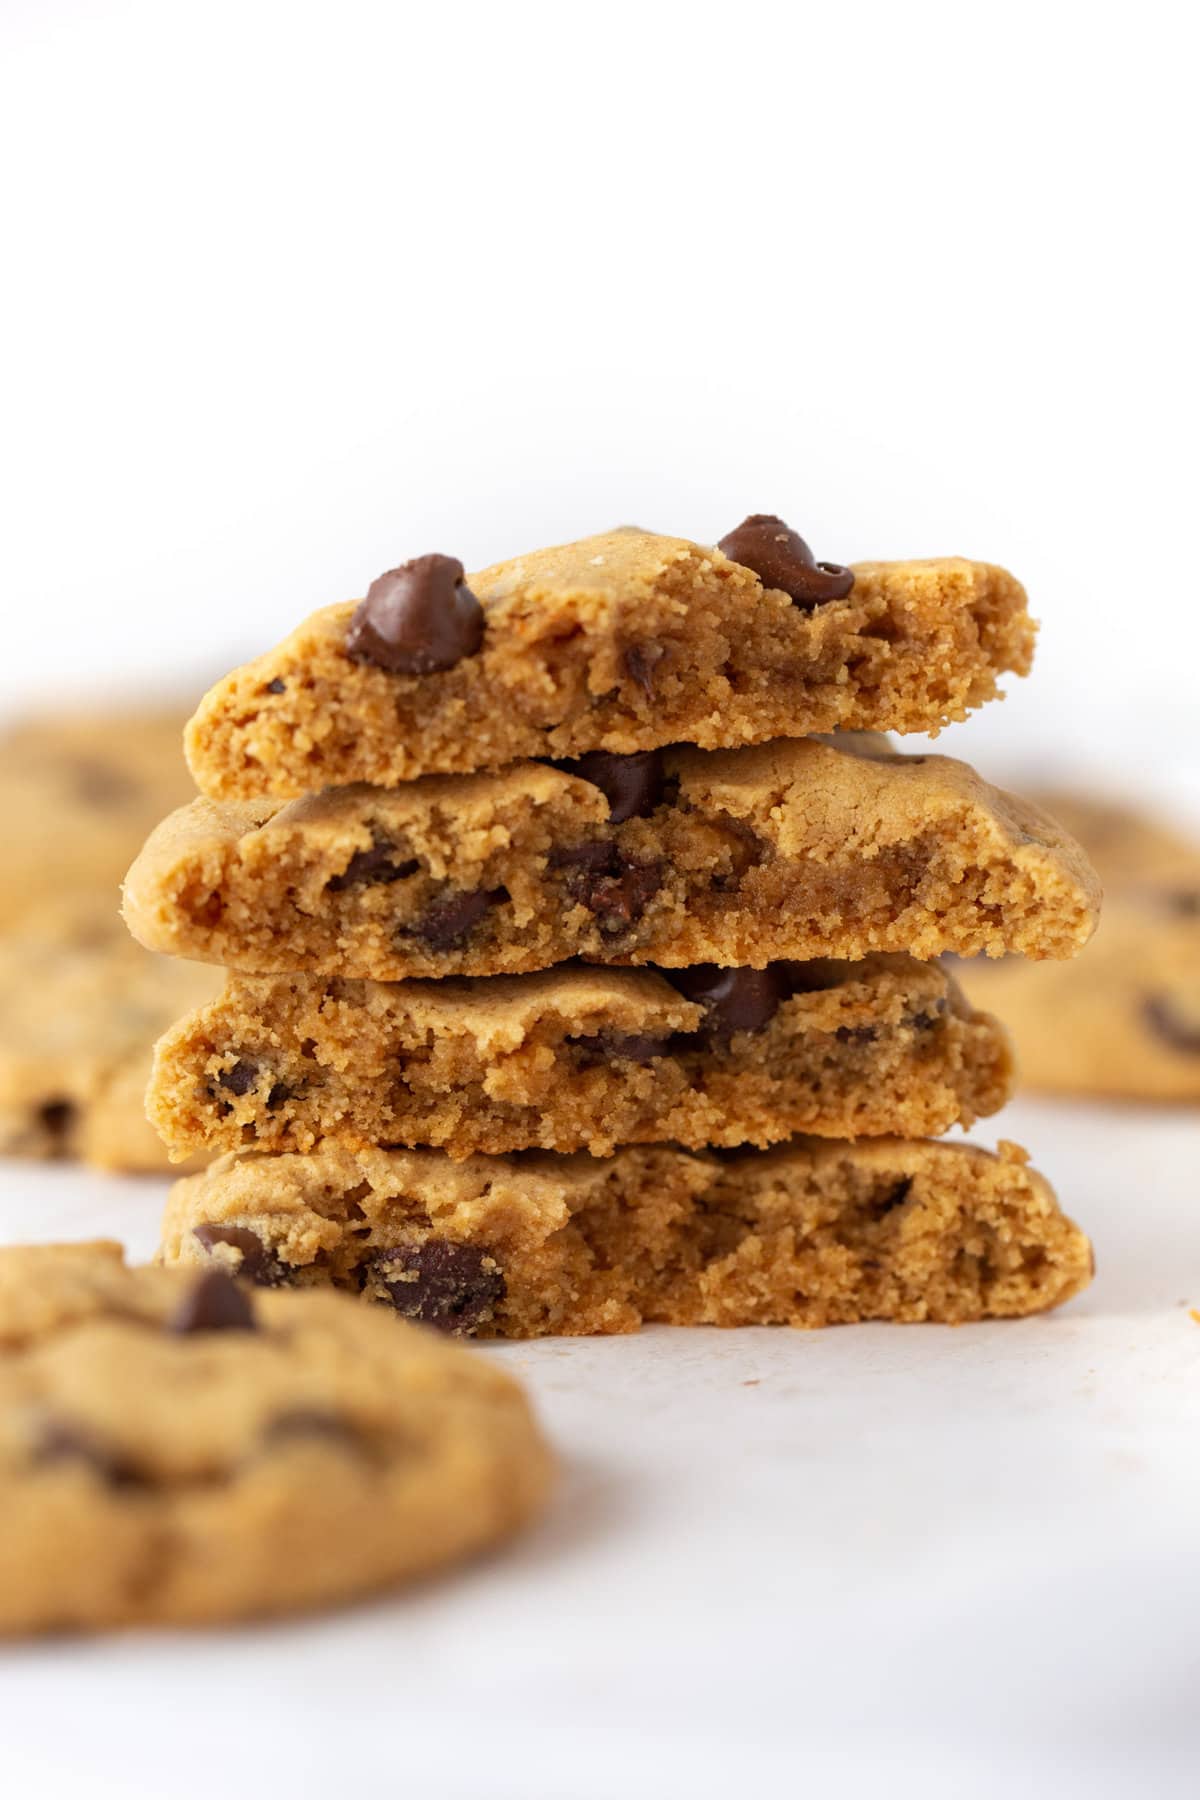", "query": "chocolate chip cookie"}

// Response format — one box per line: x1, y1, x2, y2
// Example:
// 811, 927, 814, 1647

161, 1136, 1092, 1335
0, 706, 195, 929
183, 522, 1036, 799
0, 1241, 552, 1633
123, 737, 1100, 978
0, 900, 219, 1171
146, 955, 1013, 1159
954, 792, 1200, 1099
